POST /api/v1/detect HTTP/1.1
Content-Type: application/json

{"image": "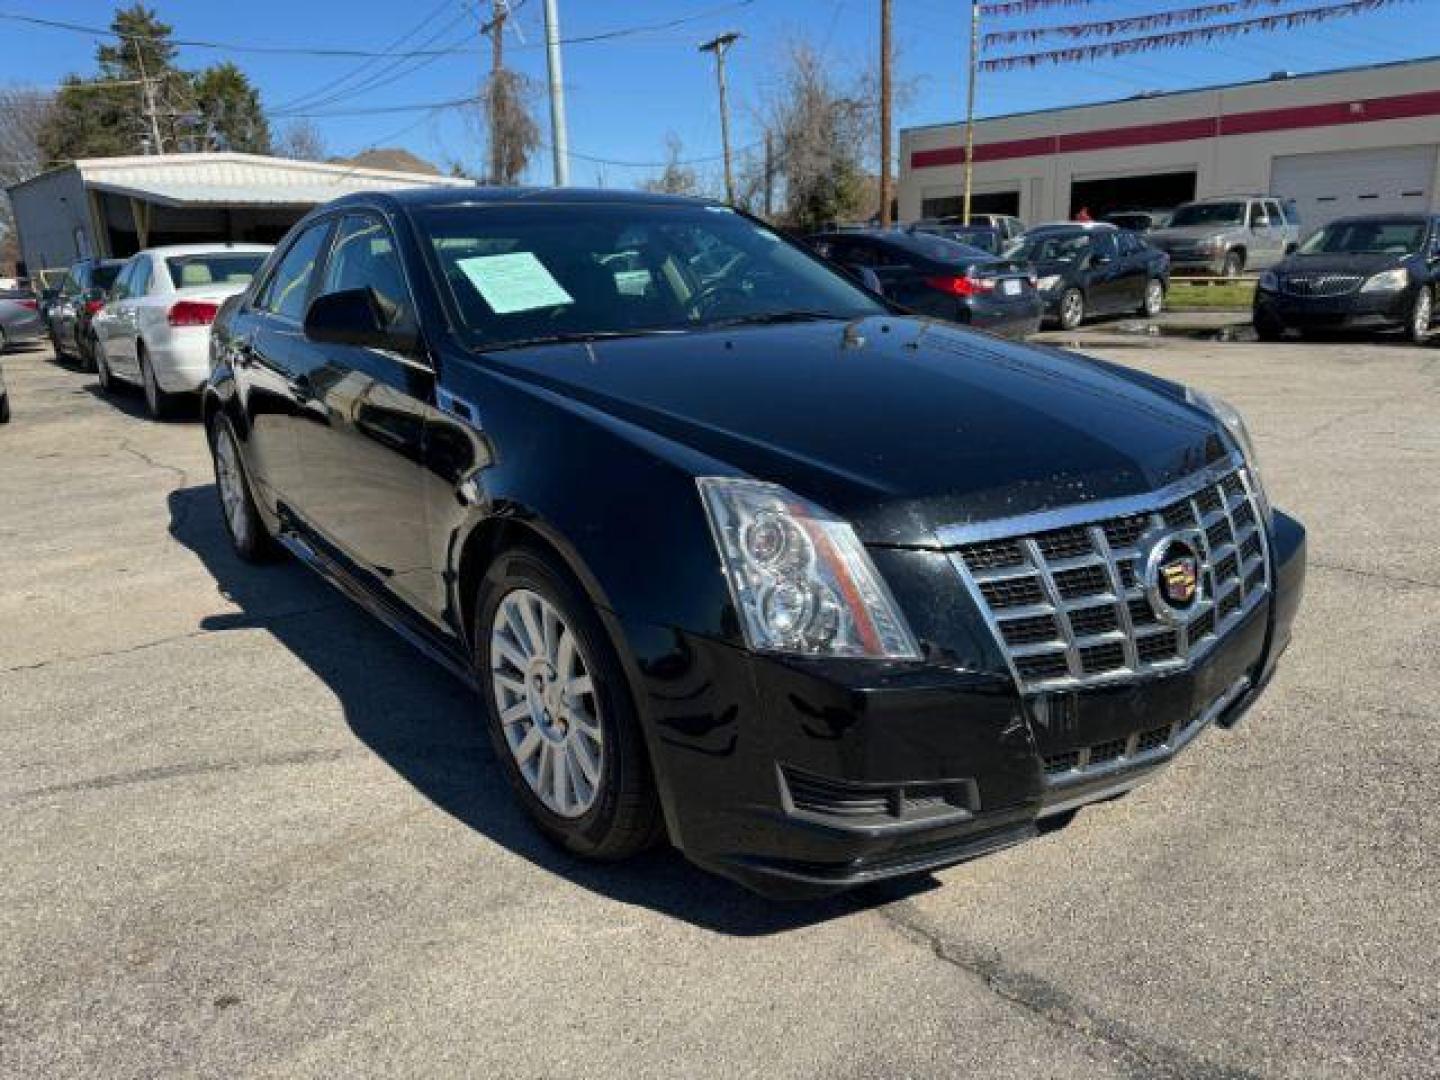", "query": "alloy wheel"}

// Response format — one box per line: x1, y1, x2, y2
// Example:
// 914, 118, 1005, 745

1060, 289, 1084, 330
1413, 289, 1433, 342
490, 588, 604, 819
1144, 279, 1164, 317
214, 427, 253, 549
